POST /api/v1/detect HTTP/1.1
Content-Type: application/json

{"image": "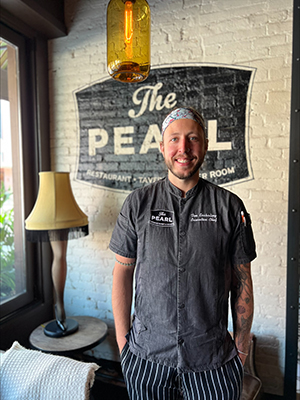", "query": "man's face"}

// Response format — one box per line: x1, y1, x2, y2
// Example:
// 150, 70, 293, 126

160, 119, 208, 182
